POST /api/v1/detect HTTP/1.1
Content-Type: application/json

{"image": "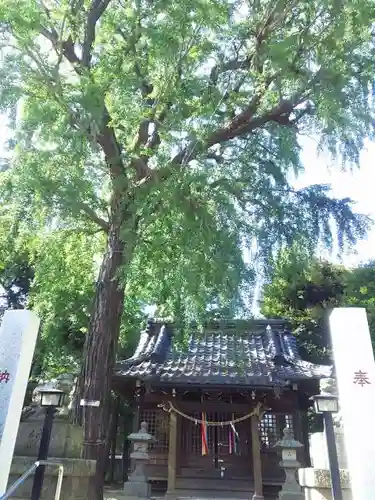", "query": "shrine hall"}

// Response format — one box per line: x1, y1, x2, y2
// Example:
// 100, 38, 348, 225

114, 319, 331, 499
